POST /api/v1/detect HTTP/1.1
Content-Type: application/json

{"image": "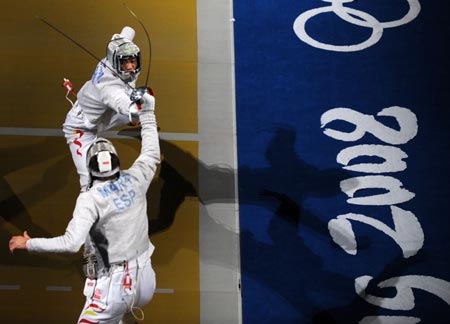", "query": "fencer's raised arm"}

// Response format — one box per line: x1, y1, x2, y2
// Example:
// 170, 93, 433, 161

127, 92, 160, 188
